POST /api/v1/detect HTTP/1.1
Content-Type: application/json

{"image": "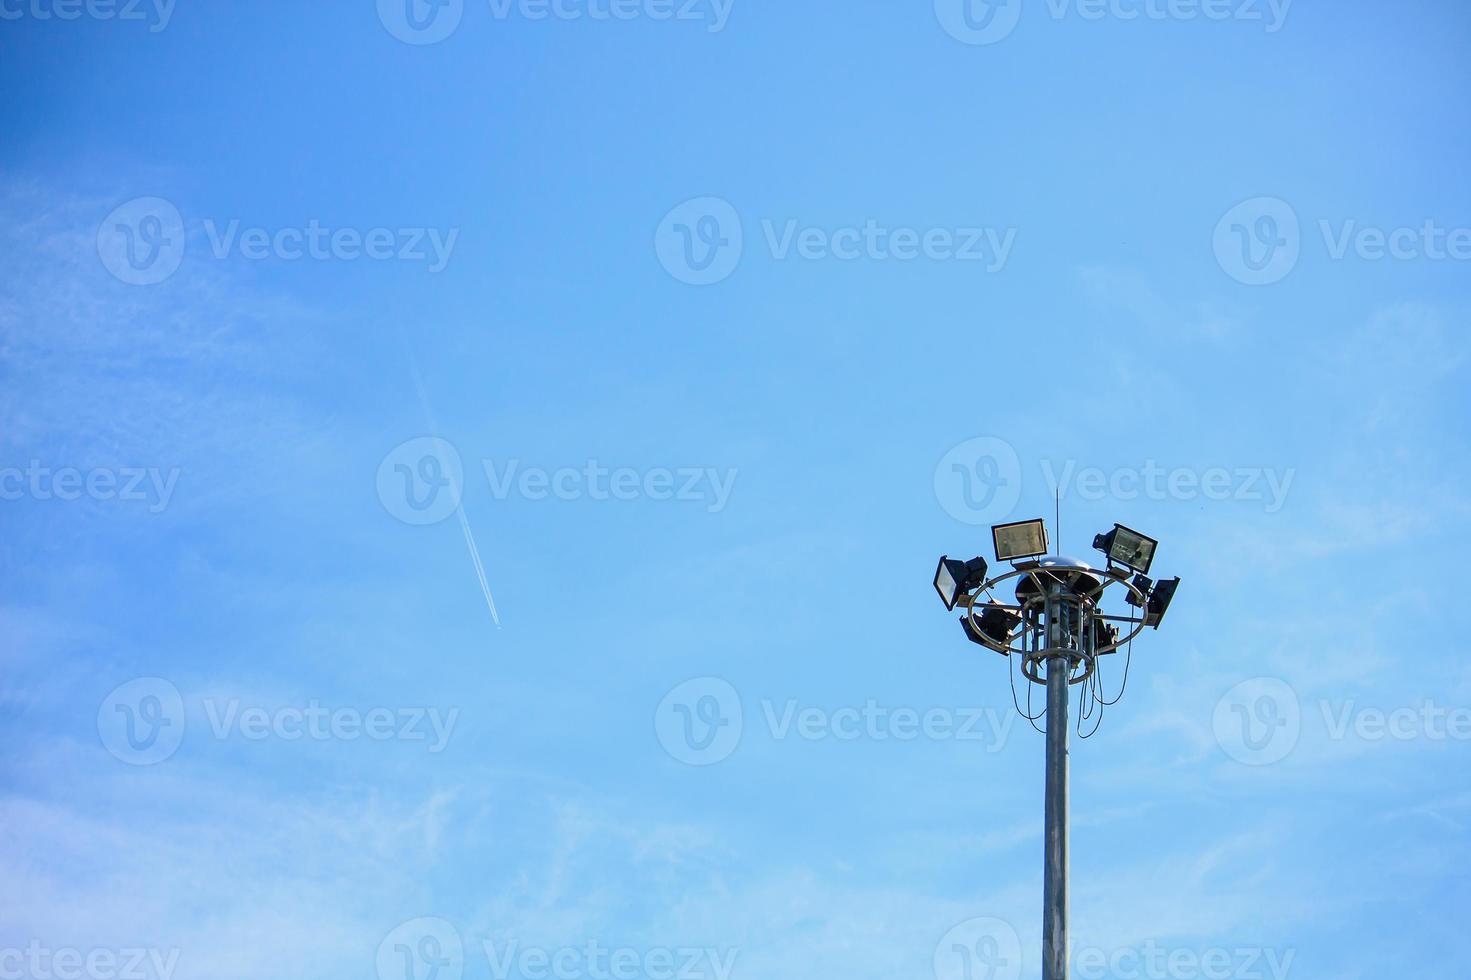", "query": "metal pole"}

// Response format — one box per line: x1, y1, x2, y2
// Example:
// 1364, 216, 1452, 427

1043, 595, 1070, 980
